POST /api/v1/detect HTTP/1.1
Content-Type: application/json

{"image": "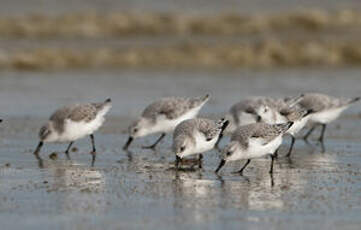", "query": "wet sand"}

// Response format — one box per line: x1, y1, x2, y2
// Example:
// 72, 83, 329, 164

0, 69, 361, 229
